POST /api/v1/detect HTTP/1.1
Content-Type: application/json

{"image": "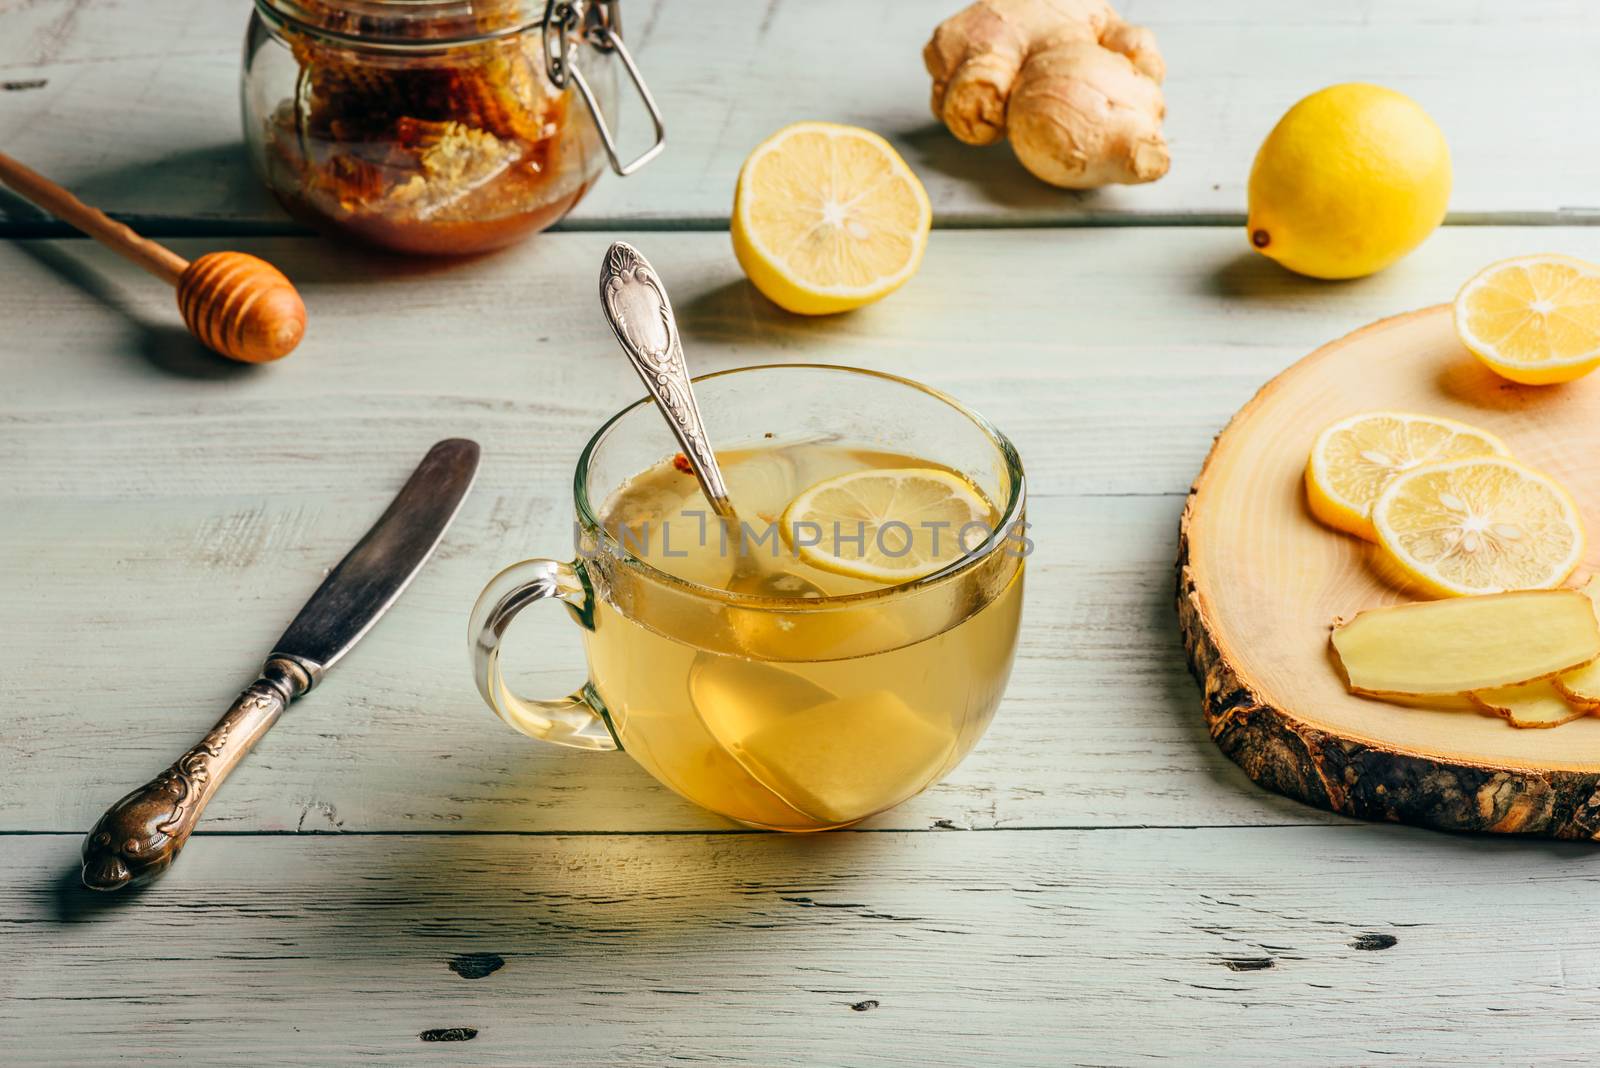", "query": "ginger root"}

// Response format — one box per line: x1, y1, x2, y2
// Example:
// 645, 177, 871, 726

924, 0, 1169, 189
